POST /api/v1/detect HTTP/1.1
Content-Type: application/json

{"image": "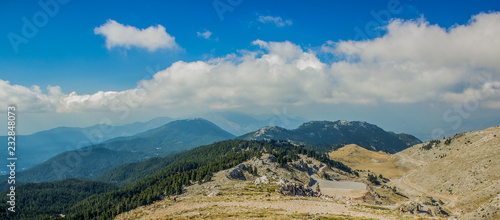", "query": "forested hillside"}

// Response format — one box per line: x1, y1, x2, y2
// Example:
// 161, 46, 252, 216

1, 139, 350, 220
15, 119, 235, 183
0, 179, 117, 219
